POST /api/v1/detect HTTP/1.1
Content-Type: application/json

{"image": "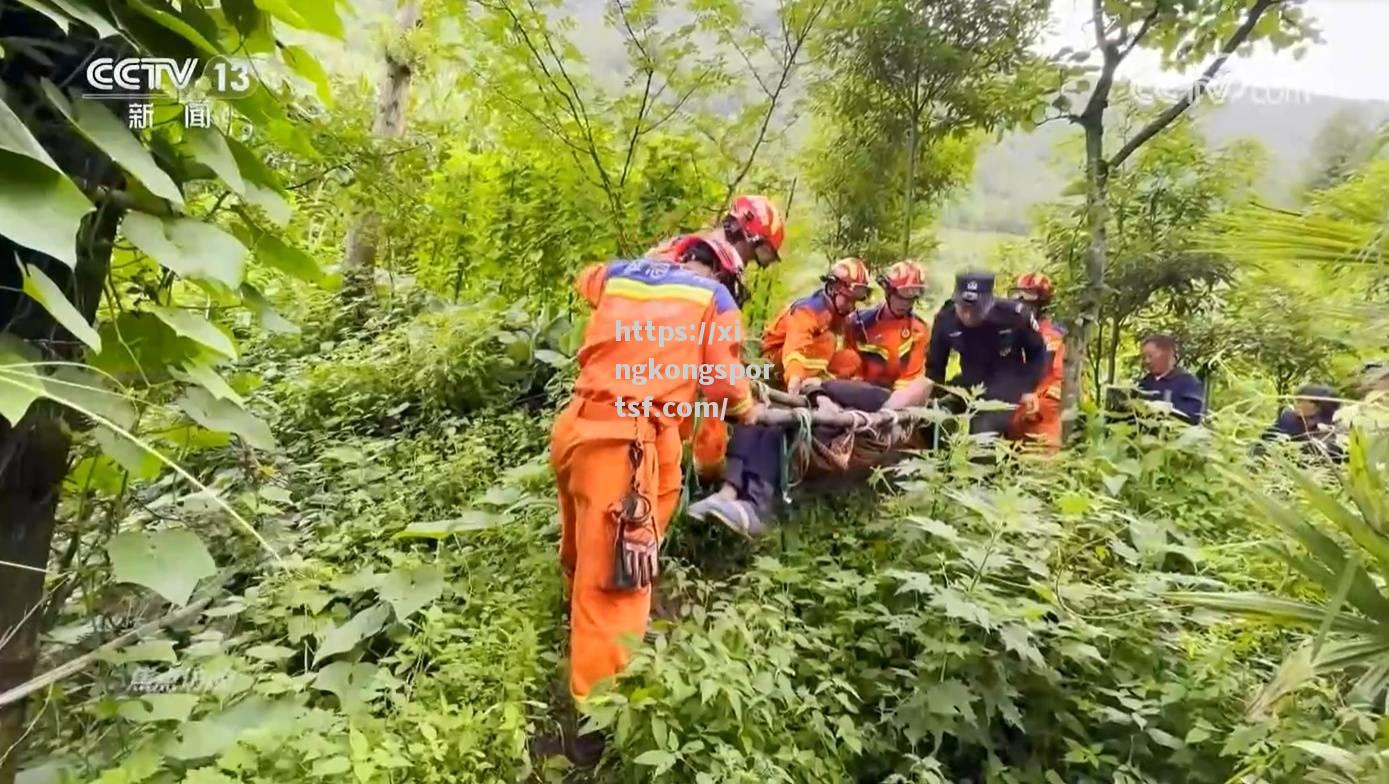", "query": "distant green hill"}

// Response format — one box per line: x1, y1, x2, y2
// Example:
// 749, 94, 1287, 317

940, 89, 1389, 235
